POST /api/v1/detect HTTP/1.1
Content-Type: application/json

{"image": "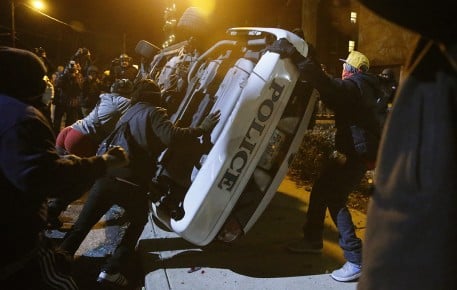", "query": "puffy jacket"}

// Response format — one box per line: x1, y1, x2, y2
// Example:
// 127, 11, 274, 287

356, 1, 457, 288
0, 93, 107, 265
295, 58, 381, 157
